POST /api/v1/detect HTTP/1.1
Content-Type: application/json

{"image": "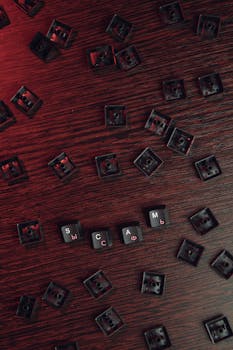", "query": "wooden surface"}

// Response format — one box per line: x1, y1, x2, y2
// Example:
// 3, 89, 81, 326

1, 0, 233, 349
